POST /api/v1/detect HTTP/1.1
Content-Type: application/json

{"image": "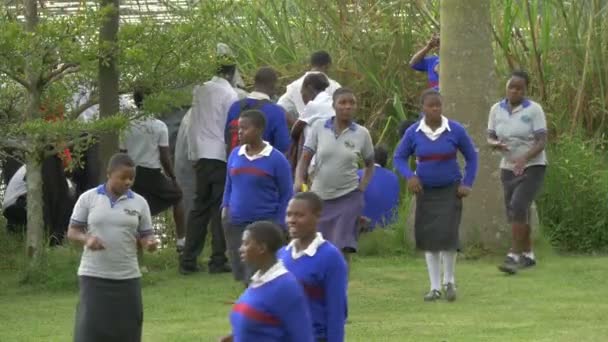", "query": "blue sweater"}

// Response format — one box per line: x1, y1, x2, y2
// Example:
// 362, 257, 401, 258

277, 241, 348, 342
226, 98, 291, 153
230, 273, 314, 342
357, 166, 400, 228
394, 120, 478, 188
222, 146, 293, 226
411, 55, 440, 90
